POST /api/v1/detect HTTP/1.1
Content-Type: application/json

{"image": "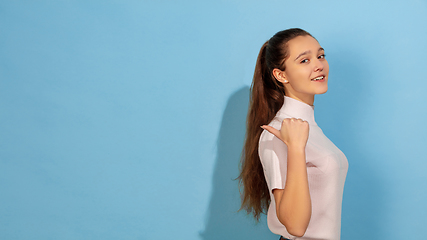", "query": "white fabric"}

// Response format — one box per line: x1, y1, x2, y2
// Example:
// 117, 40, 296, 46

259, 96, 348, 240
